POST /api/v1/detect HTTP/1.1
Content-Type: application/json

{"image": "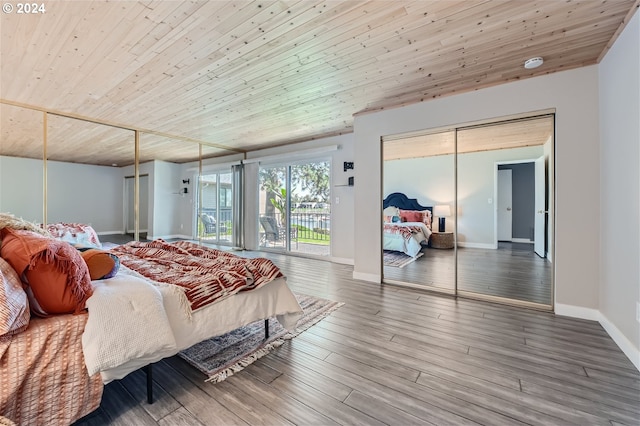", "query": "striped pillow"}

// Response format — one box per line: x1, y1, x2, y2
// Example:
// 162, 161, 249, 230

0, 257, 29, 338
